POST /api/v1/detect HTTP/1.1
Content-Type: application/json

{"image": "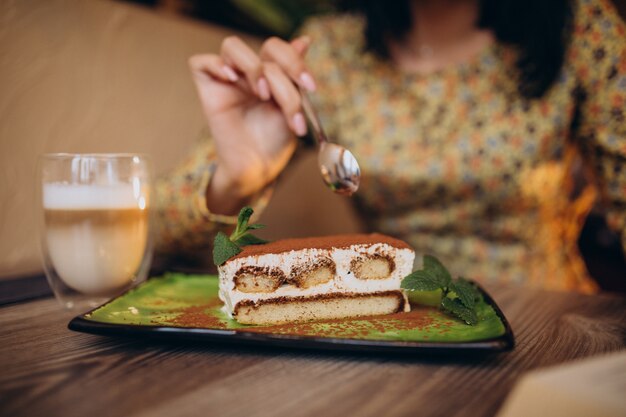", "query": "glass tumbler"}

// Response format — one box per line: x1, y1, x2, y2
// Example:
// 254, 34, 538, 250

38, 153, 153, 312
